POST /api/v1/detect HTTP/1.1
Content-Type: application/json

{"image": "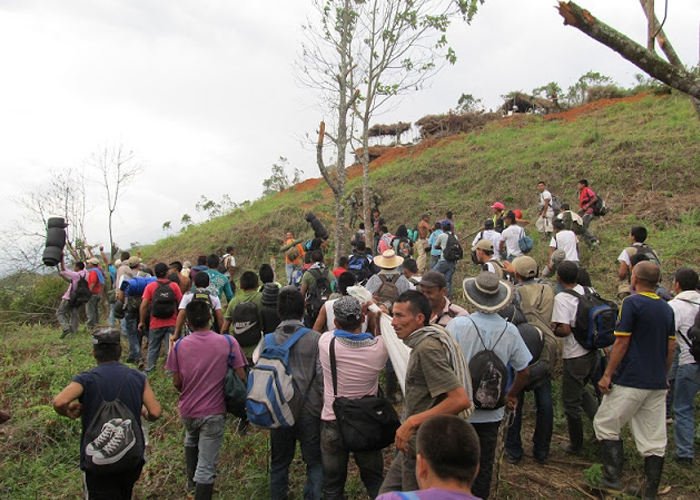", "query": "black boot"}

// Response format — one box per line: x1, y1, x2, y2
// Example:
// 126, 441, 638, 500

185, 446, 198, 496
565, 417, 584, 455
194, 482, 214, 500
643, 455, 664, 500
597, 440, 623, 493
